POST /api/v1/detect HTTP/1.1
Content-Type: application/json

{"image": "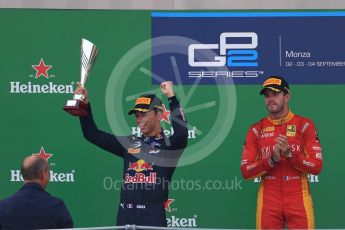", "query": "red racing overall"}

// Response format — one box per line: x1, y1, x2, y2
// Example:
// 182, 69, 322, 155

241, 111, 322, 229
